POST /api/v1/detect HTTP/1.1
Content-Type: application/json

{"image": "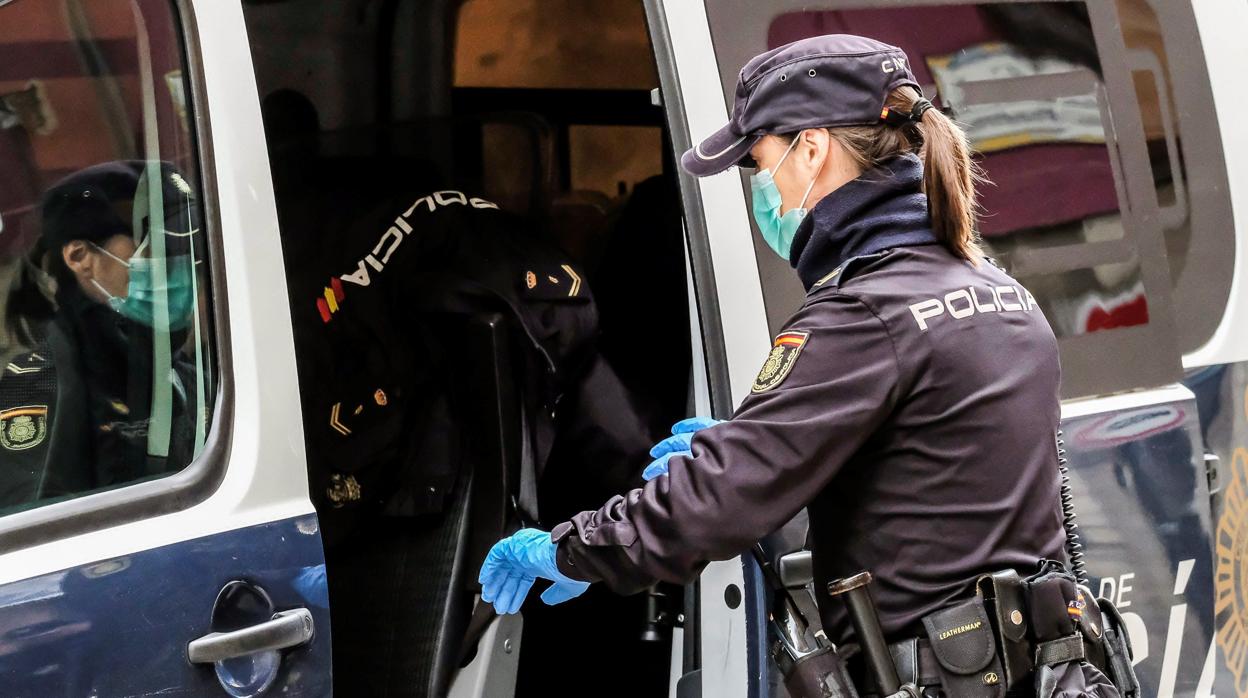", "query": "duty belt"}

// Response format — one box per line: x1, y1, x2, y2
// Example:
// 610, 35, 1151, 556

854, 631, 1104, 696
841, 565, 1139, 698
